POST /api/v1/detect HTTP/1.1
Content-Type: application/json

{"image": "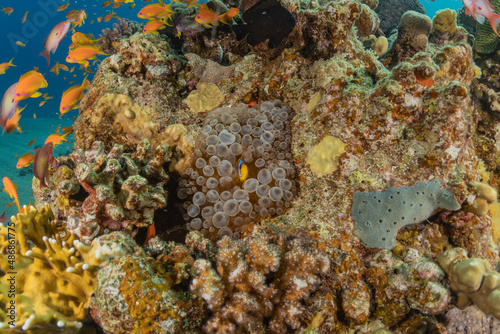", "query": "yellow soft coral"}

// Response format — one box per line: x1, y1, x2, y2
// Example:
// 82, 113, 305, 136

0, 205, 99, 331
